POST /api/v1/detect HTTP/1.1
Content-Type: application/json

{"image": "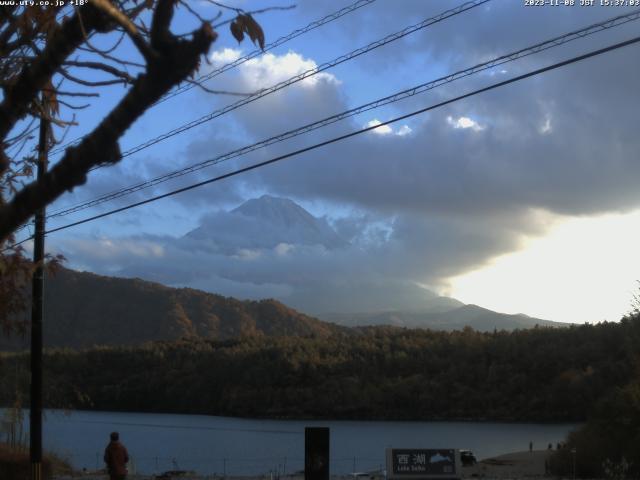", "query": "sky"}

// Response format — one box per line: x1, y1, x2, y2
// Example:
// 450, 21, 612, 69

13, 0, 640, 324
